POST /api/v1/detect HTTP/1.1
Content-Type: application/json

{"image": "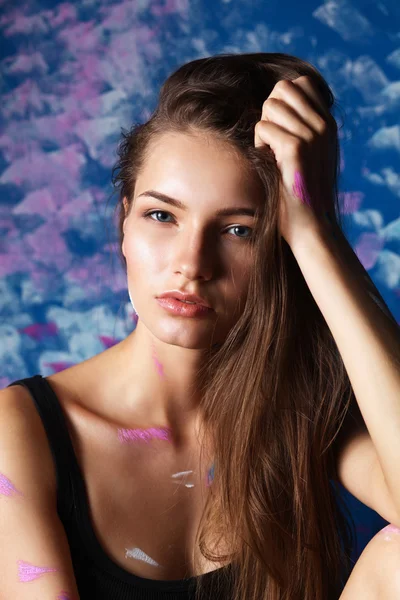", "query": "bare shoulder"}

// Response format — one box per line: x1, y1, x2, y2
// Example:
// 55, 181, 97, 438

0, 342, 126, 496
0, 355, 104, 504
46, 343, 122, 403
